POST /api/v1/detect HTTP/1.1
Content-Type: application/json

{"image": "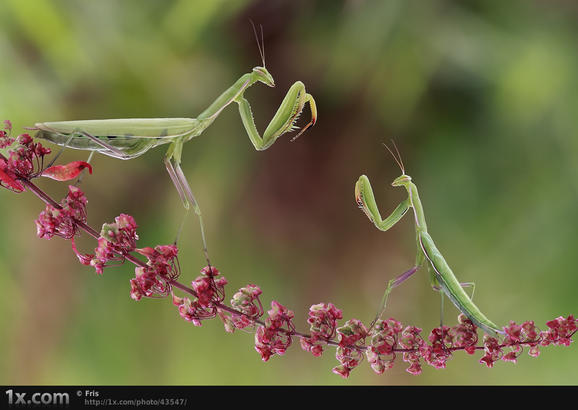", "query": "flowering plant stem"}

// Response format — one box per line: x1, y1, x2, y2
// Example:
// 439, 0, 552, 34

20, 176, 315, 341
1, 125, 575, 378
